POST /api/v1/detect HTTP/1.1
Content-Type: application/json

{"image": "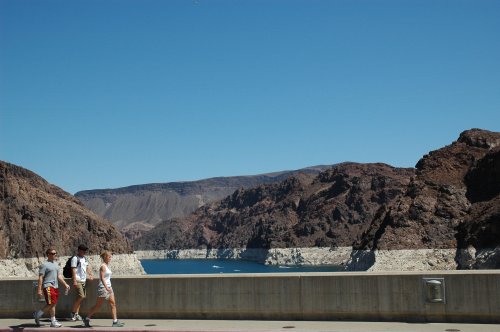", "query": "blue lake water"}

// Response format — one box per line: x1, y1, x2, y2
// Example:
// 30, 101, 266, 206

141, 259, 341, 274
